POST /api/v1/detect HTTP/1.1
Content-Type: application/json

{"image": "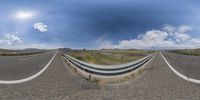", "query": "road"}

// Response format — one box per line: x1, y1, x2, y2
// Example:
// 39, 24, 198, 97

162, 52, 200, 80
0, 51, 200, 99
0, 52, 98, 100
0, 52, 54, 80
